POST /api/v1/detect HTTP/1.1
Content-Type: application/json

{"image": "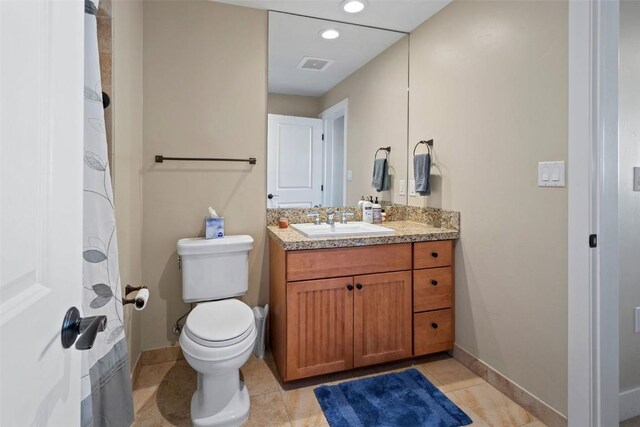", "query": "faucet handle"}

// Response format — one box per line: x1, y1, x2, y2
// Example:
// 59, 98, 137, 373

307, 211, 321, 225
341, 210, 355, 224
